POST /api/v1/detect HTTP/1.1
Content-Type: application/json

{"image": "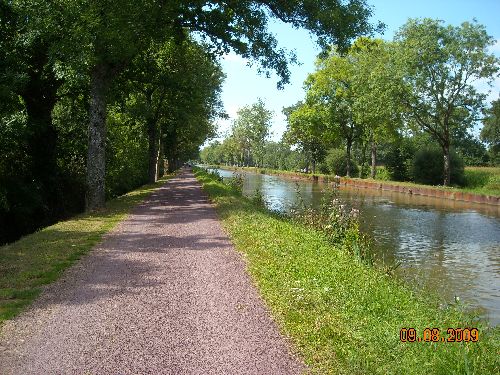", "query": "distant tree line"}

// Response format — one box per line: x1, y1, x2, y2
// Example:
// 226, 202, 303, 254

201, 18, 500, 186
0, 0, 379, 243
